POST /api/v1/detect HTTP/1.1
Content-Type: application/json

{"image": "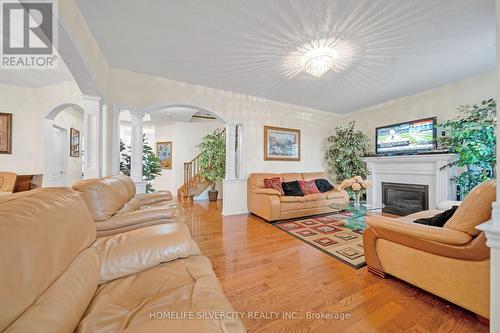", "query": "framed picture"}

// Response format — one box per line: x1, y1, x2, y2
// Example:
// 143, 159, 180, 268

264, 126, 300, 161
156, 141, 173, 169
70, 128, 80, 157
0, 113, 12, 154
